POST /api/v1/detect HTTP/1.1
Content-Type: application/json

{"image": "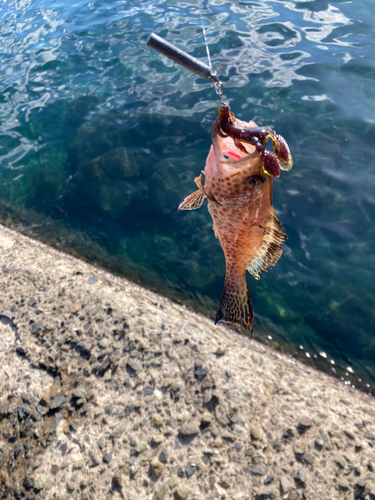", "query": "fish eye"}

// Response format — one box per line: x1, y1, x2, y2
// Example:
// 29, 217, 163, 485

248, 175, 265, 187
